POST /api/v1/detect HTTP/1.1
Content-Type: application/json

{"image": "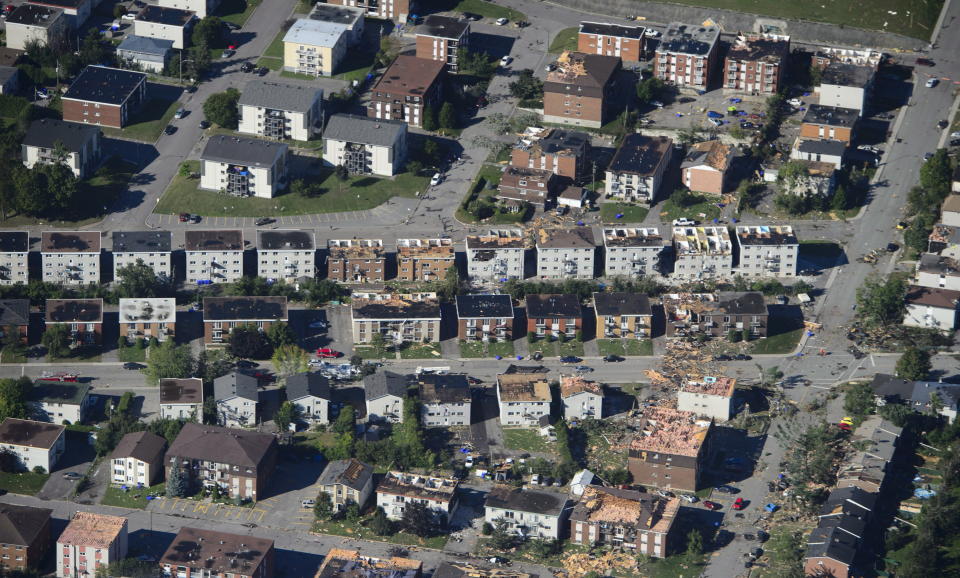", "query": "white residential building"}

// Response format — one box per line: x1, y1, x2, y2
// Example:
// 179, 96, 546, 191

735, 225, 799, 278
41, 231, 100, 285
904, 286, 960, 333
112, 231, 173, 281
536, 228, 595, 279
28, 382, 93, 425
184, 230, 243, 285
56, 512, 127, 578
238, 80, 324, 142
915, 253, 960, 291
466, 229, 527, 281
21, 118, 101, 179
818, 63, 874, 116
497, 371, 551, 427
285, 373, 331, 425
418, 374, 471, 427
308, 3, 364, 45
364, 371, 407, 423
602, 227, 666, 277
351, 292, 441, 345
257, 229, 316, 283
118, 298, 176, 343
484, 486, 570, 540
0, 231, 29, 285
4, 5, 67, 51
322, 114, 408, 176
200, 135, 289, 199
605, 134, 673, 205
0, 418, 65, 473
159, 378, 203, 421
213, 373, 260, 428
790, 138, 846, 170
133, 5, 196, 49
109, 431, 166, 486
672, 226, 734, 280
317, 458, 374, 511
376, 471, 459, 522
156, 0, 219, 19
283, 18, 350, 77
561, 376, 603, 420
677, 376, 736, 421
